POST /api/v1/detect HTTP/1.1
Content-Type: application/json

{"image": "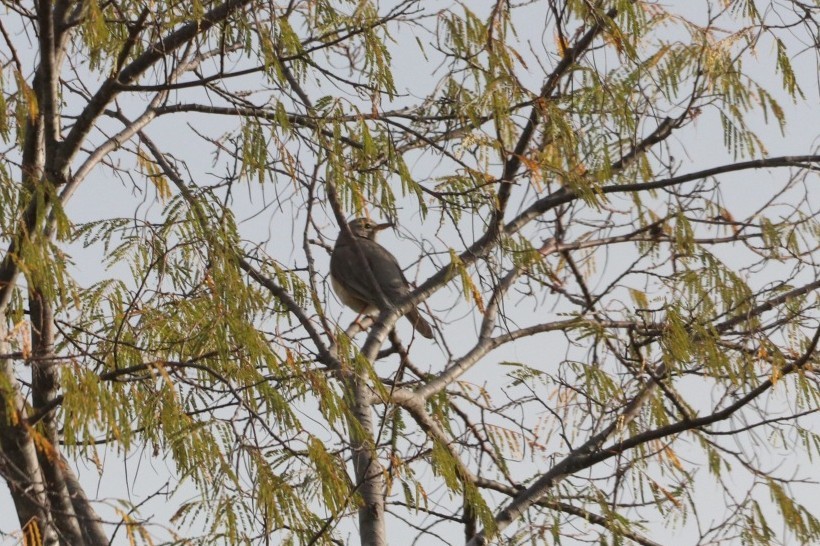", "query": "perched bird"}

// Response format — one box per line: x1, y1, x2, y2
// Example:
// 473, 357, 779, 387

330, 218, 434, 339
